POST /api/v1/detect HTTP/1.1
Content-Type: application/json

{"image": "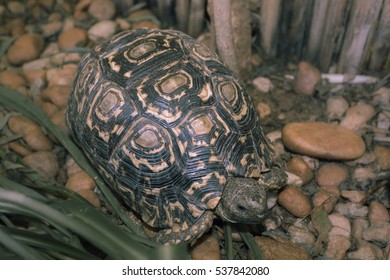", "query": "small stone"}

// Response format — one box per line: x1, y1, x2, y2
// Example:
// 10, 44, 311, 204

293, 61, 322, 96
190, 234, 221, 260
8, 141, 31, 157
286, 157, 313, 185
286, 171, 303, 187
88, 20, 117, 42
385, 244, 390, 260
252, 76, 274, 93
65, 156, 83, 177
374, 145, 390, 170
347, 246, 377, 260
340, 103, 376, 131
352, 167, 376, 187
326, 96, 349, 119
373, 87, 390, 108
23, 151, 58, 179
7, 34, 45, 65
42, 85, 71, 109
368, 201, 390, 225
0, 70, 26, 90
65, 171, 96, 192
8, 1, 26, 15
36, 100, 58, 117
256, 102, 271, 119
375, 112, 390, 142
8, 115, 53, 151
352, 218, 369, 240
324, 235, 351, 260
312, 185, 340, 213
41, 21, 63, 37
253, 236, 311, 260
23, 69, 46, 87
340, 190, 366, 204
282, 122, 366, 160
316, 163, 349, 188
328, 213, 351, 238
334, 202, 368, 218
7, 18, 25, 37
77, 190, 101, 208
46, 64, 77, 86
287, 225, 316, 245
50, 108, 68, 134
363, 223, 390, 244
58, 27, 88, 50
278, 187, 312, 217
266, 130, 282, 142
88, 0, 116, 20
